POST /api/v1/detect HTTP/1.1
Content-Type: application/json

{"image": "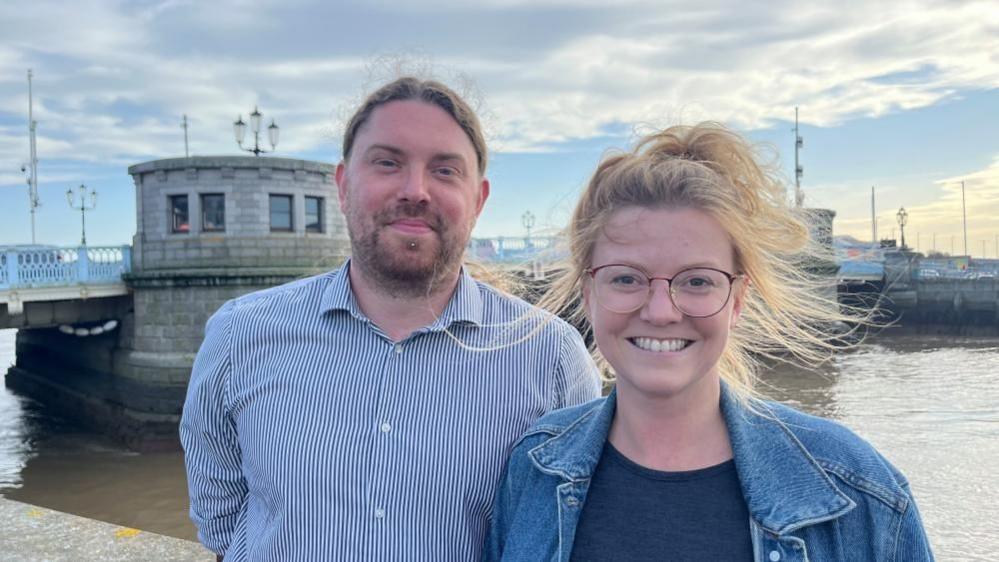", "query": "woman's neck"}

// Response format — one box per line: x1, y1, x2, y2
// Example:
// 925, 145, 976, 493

608, 377, 733, 472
